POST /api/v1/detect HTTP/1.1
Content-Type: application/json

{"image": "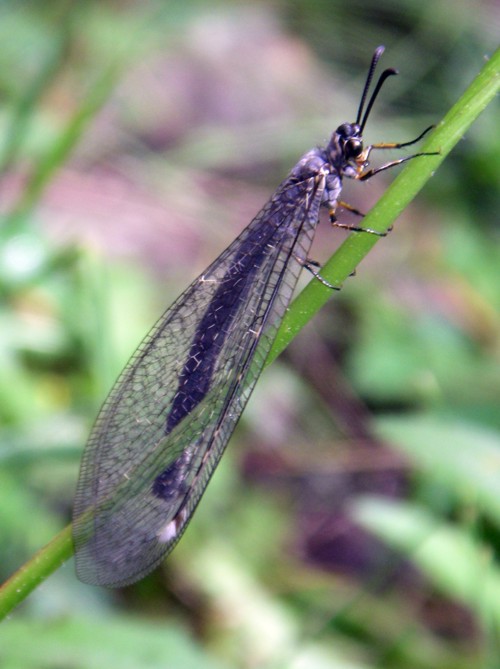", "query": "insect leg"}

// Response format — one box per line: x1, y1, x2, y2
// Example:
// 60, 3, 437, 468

297, 256, 341, 290
337, 200, 365, 218
329, 203, 391, 236
356, 152, 437, 181
368, 124, 435, 151
355, 126, 439, 181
